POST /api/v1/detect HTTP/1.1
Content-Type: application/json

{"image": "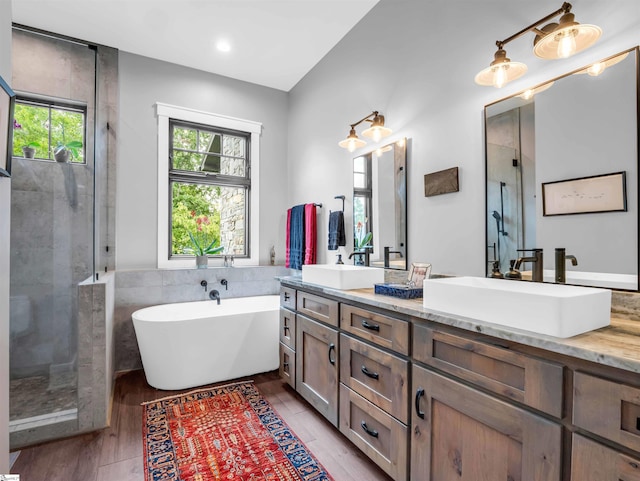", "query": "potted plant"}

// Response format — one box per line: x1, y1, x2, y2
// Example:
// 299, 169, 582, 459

22, 141, 41, 159
353, 221, 373, 265
53, 140, 83, 163
52, 123, 83, 162
184, 214, 224, 268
